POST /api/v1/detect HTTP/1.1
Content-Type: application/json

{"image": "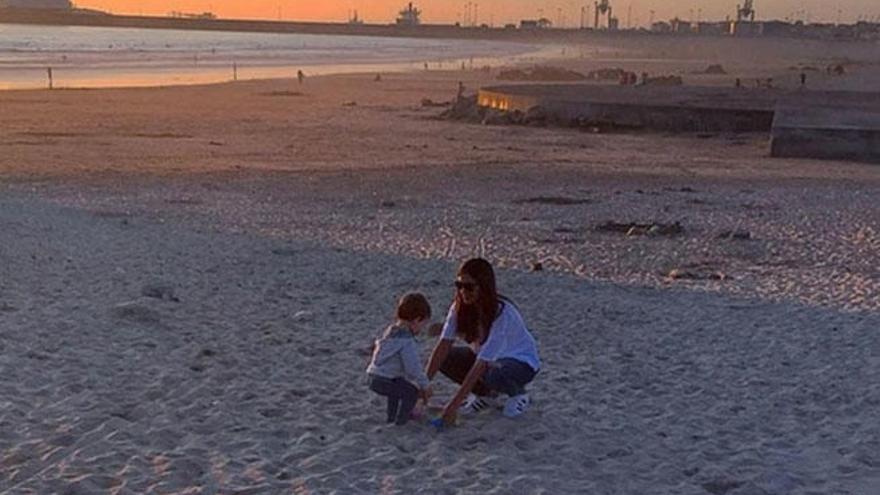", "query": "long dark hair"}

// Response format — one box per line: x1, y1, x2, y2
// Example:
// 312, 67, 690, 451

454, 258, 500, 344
